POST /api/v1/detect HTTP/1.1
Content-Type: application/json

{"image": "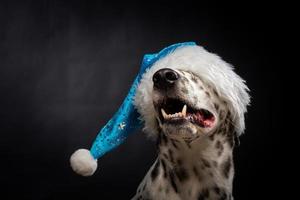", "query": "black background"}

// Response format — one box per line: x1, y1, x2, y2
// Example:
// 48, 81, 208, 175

0, 1, 284, 199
